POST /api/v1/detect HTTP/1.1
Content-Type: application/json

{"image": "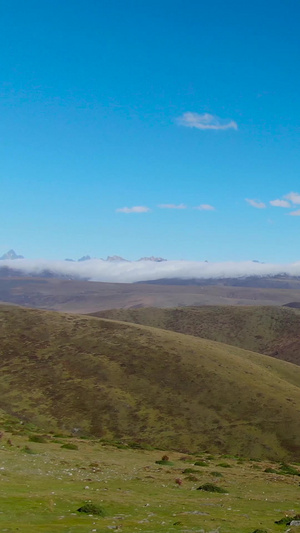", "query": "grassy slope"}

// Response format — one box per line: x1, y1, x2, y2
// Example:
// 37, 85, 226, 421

2, 416, 300, 533
1, 305, 300, 460
91, 306, 300, 366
